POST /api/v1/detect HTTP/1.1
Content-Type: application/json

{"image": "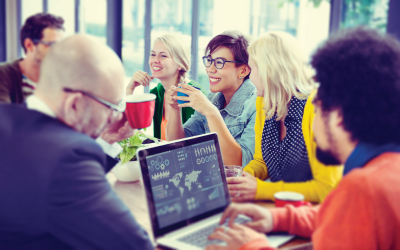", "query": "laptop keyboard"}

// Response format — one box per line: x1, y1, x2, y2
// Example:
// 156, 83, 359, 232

177, 216, 251, 248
